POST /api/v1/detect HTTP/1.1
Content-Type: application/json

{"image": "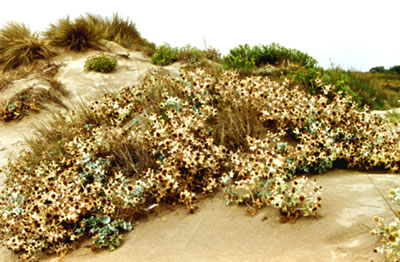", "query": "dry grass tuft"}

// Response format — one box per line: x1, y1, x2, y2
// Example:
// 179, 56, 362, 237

44, 16, 102, 52
0, 22, 56, 72
86, 13, 155, 56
